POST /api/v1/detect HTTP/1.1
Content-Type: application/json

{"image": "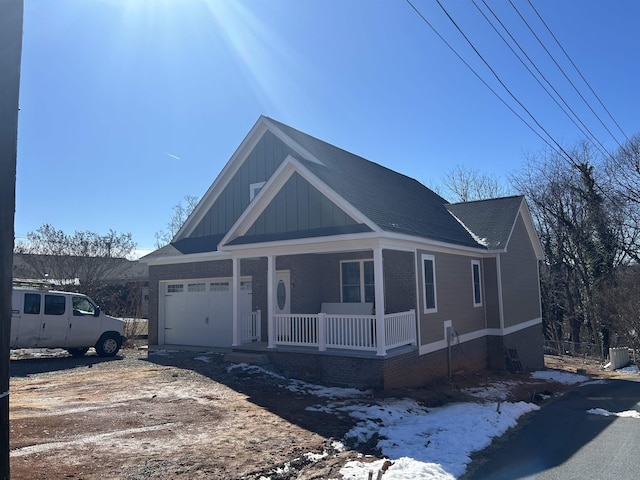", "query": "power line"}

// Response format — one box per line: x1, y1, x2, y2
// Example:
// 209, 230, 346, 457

508, 0, 625, 150
403, 0, 570, 160
527, 0, 630, 144
431, 0, 578, 163
474, 0, 614, 161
